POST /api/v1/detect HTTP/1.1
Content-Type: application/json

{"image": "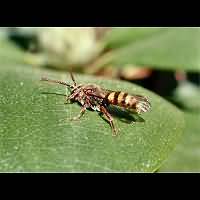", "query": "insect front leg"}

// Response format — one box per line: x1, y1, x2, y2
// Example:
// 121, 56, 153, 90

71, 105, 87, 121
70, 98, 90, 121
100, 105, 117, 136
64, 95, 72, 104
65, 89, 81, 104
